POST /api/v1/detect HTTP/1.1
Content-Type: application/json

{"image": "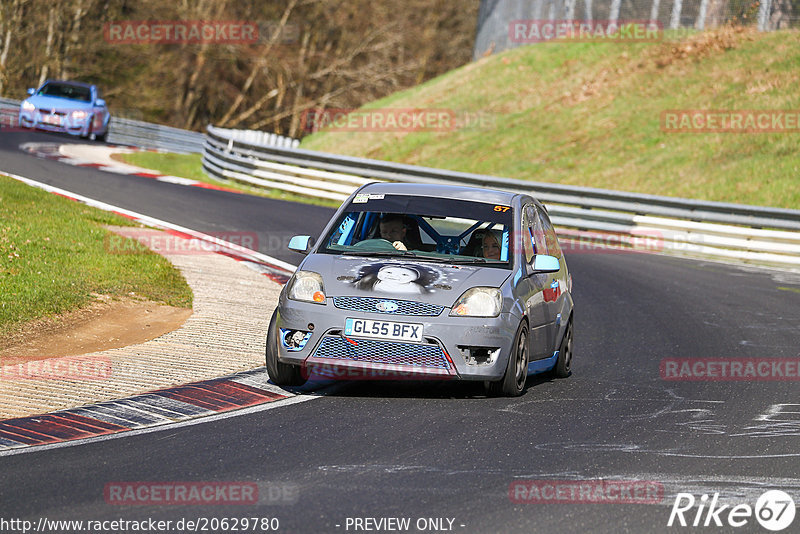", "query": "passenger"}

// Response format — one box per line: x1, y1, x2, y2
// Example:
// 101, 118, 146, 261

379, 214, 409, 251
481, 229, 502, 260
